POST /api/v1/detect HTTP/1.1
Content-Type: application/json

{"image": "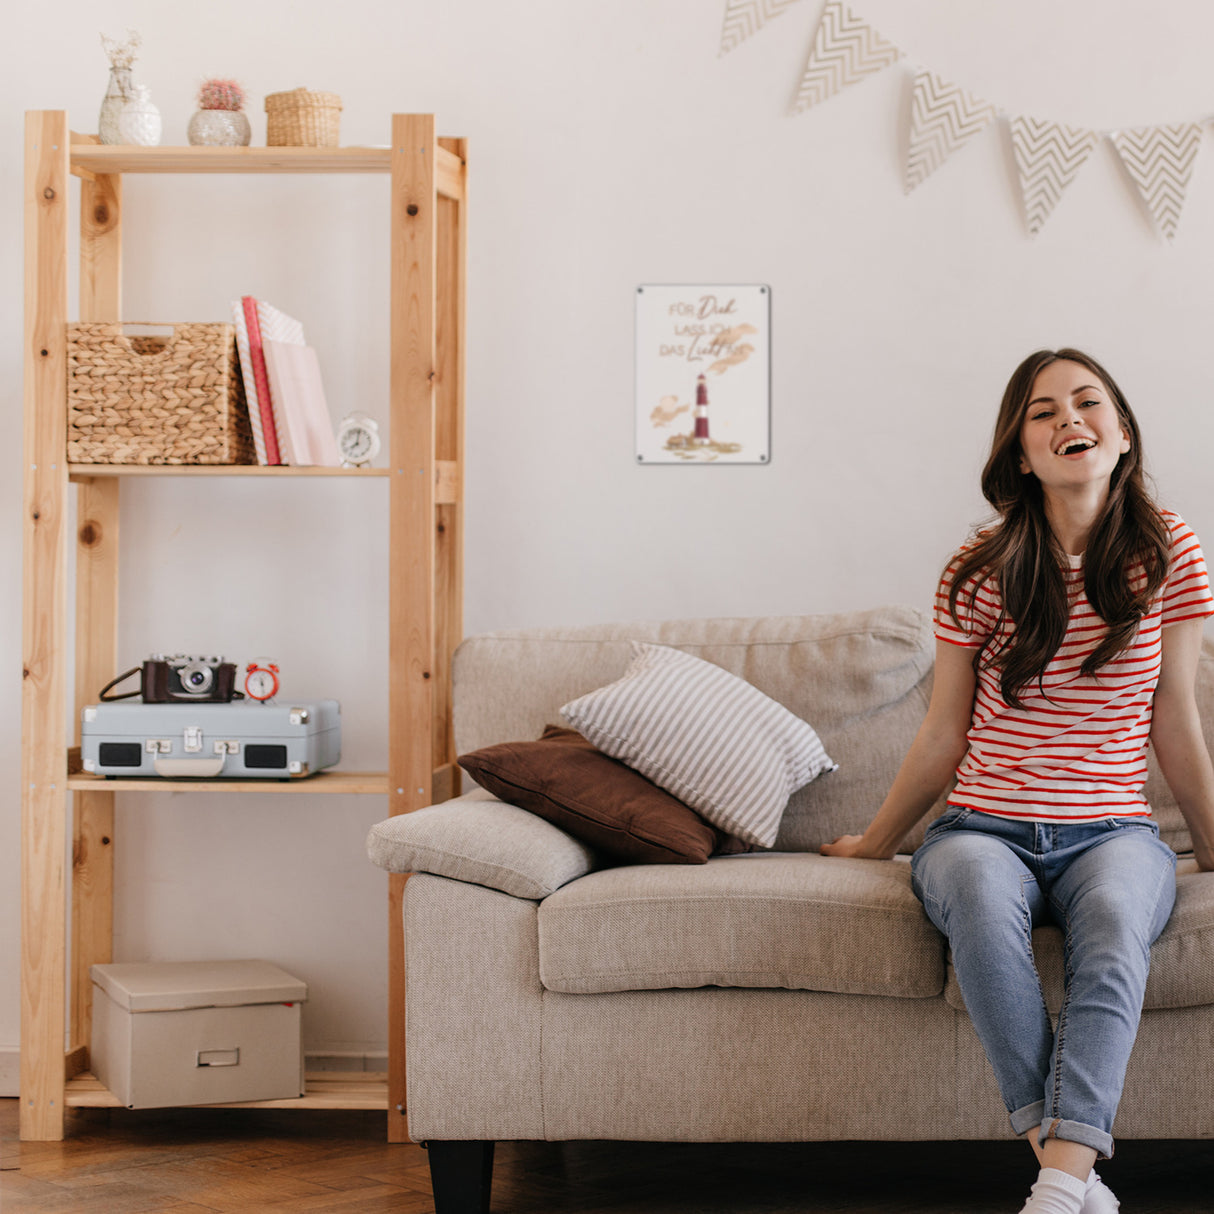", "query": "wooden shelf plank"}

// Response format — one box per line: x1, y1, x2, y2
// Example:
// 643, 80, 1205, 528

69, 464, 389, 480
69, 461, 459, 501
65, 1070, 389, 1110
67, 770, 390, 794
68, 142, 465, 200
71, 145, 393, 175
